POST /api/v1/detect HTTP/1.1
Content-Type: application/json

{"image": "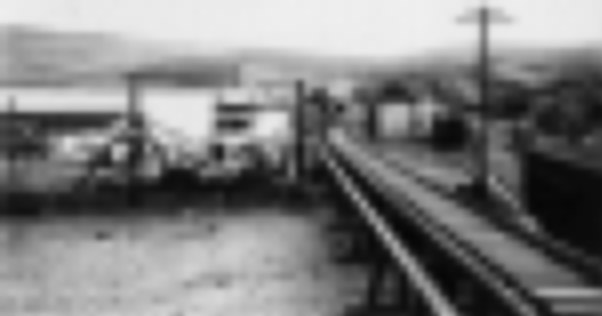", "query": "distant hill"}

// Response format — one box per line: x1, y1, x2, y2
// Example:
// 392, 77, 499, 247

0, 25, 383, 87
0, 25, 265, 86
2, 25, 172, 85
3, 24, 602, 90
